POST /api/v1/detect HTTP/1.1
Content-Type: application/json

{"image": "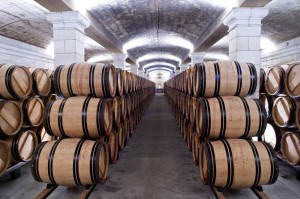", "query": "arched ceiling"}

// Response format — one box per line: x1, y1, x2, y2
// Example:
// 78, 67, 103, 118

0, 0, 299, 75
